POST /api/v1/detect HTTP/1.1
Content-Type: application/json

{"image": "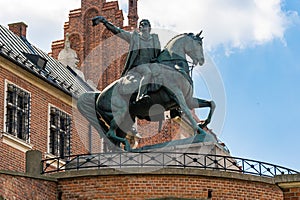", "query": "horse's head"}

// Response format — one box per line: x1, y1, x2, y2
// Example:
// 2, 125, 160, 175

185, 32, 205, 66
162, 32, 205, 67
